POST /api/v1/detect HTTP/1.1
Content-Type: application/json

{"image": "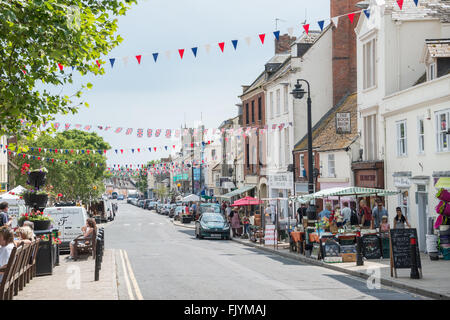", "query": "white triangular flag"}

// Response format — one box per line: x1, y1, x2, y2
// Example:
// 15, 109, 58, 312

122, 56, 129, 66
205, 44, 211, 54
76, 150, 79, 154
287, 27, 294, 36
245, 36, 251, 46
165, 50, 171, 60
331, 16, 339, 28
44, 148, 47, 153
